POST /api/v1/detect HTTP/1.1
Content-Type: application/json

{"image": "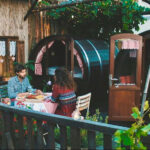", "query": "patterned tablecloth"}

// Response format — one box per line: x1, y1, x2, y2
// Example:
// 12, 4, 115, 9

14, 93, 58, 114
